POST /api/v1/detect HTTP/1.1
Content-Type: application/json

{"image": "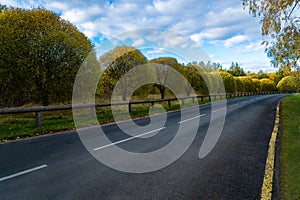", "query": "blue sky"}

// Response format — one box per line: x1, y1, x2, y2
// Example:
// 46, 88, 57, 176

3, 0, 277, 72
